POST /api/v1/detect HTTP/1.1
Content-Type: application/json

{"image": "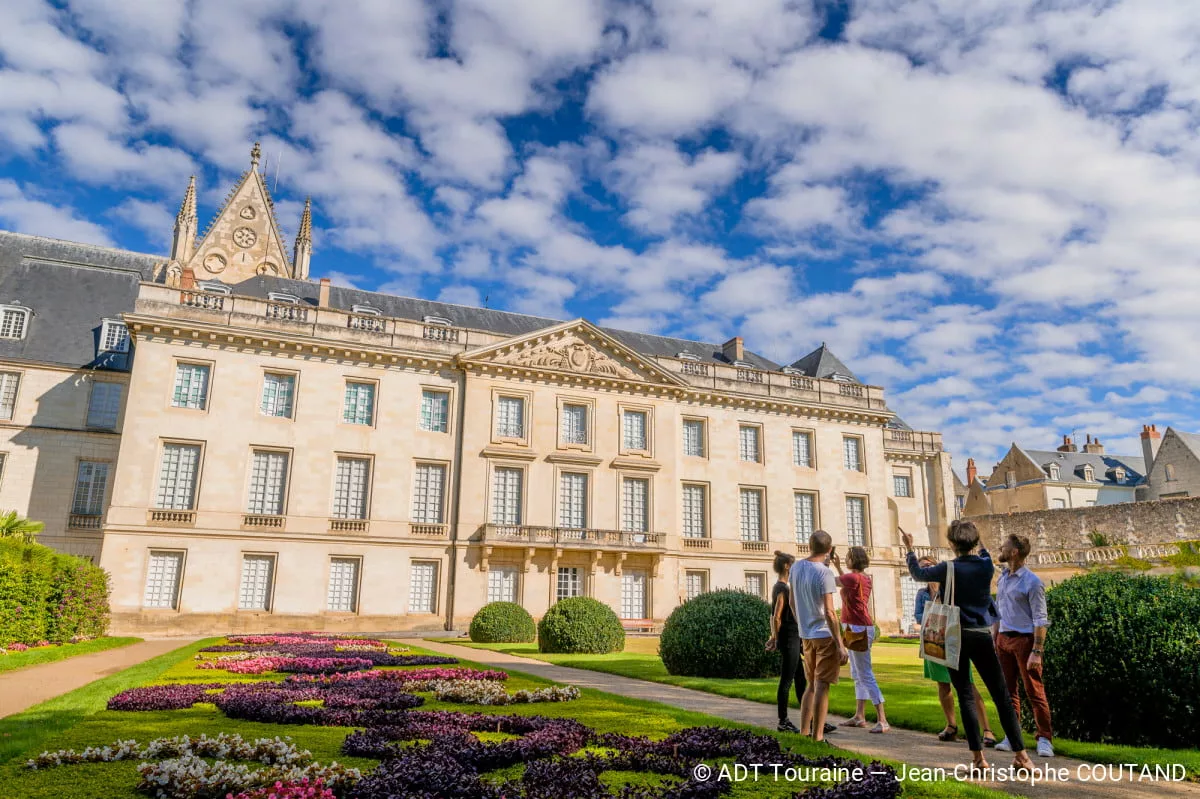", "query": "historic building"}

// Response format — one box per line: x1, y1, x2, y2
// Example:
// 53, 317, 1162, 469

0, 145, 957, 636
963, 434, 1146, 517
